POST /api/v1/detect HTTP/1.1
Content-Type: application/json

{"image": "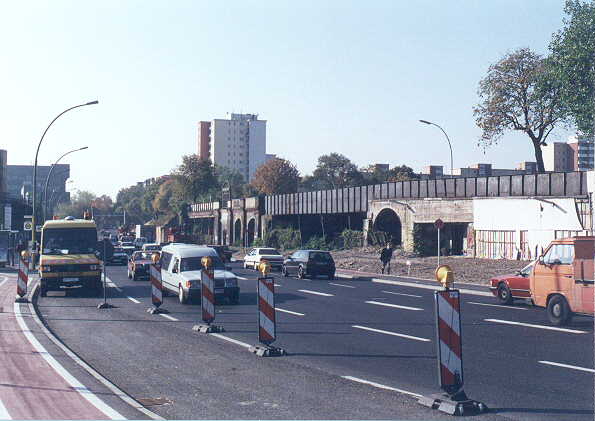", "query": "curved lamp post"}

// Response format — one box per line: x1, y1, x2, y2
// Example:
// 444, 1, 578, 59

42, 146, 88, 221
31, 100, 98, 266
419, 120, 454, 176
